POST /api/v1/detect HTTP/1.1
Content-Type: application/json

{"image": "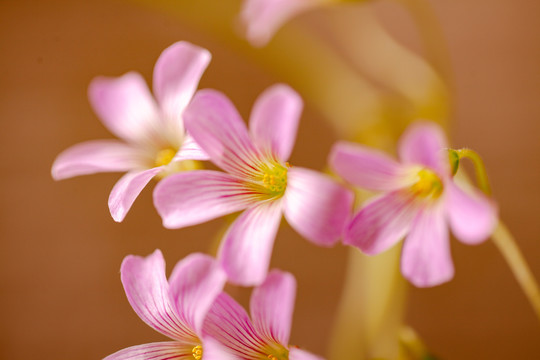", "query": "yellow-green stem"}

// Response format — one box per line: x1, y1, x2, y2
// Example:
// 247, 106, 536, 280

455, 148, 492, 196
492, 221, 540, 322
